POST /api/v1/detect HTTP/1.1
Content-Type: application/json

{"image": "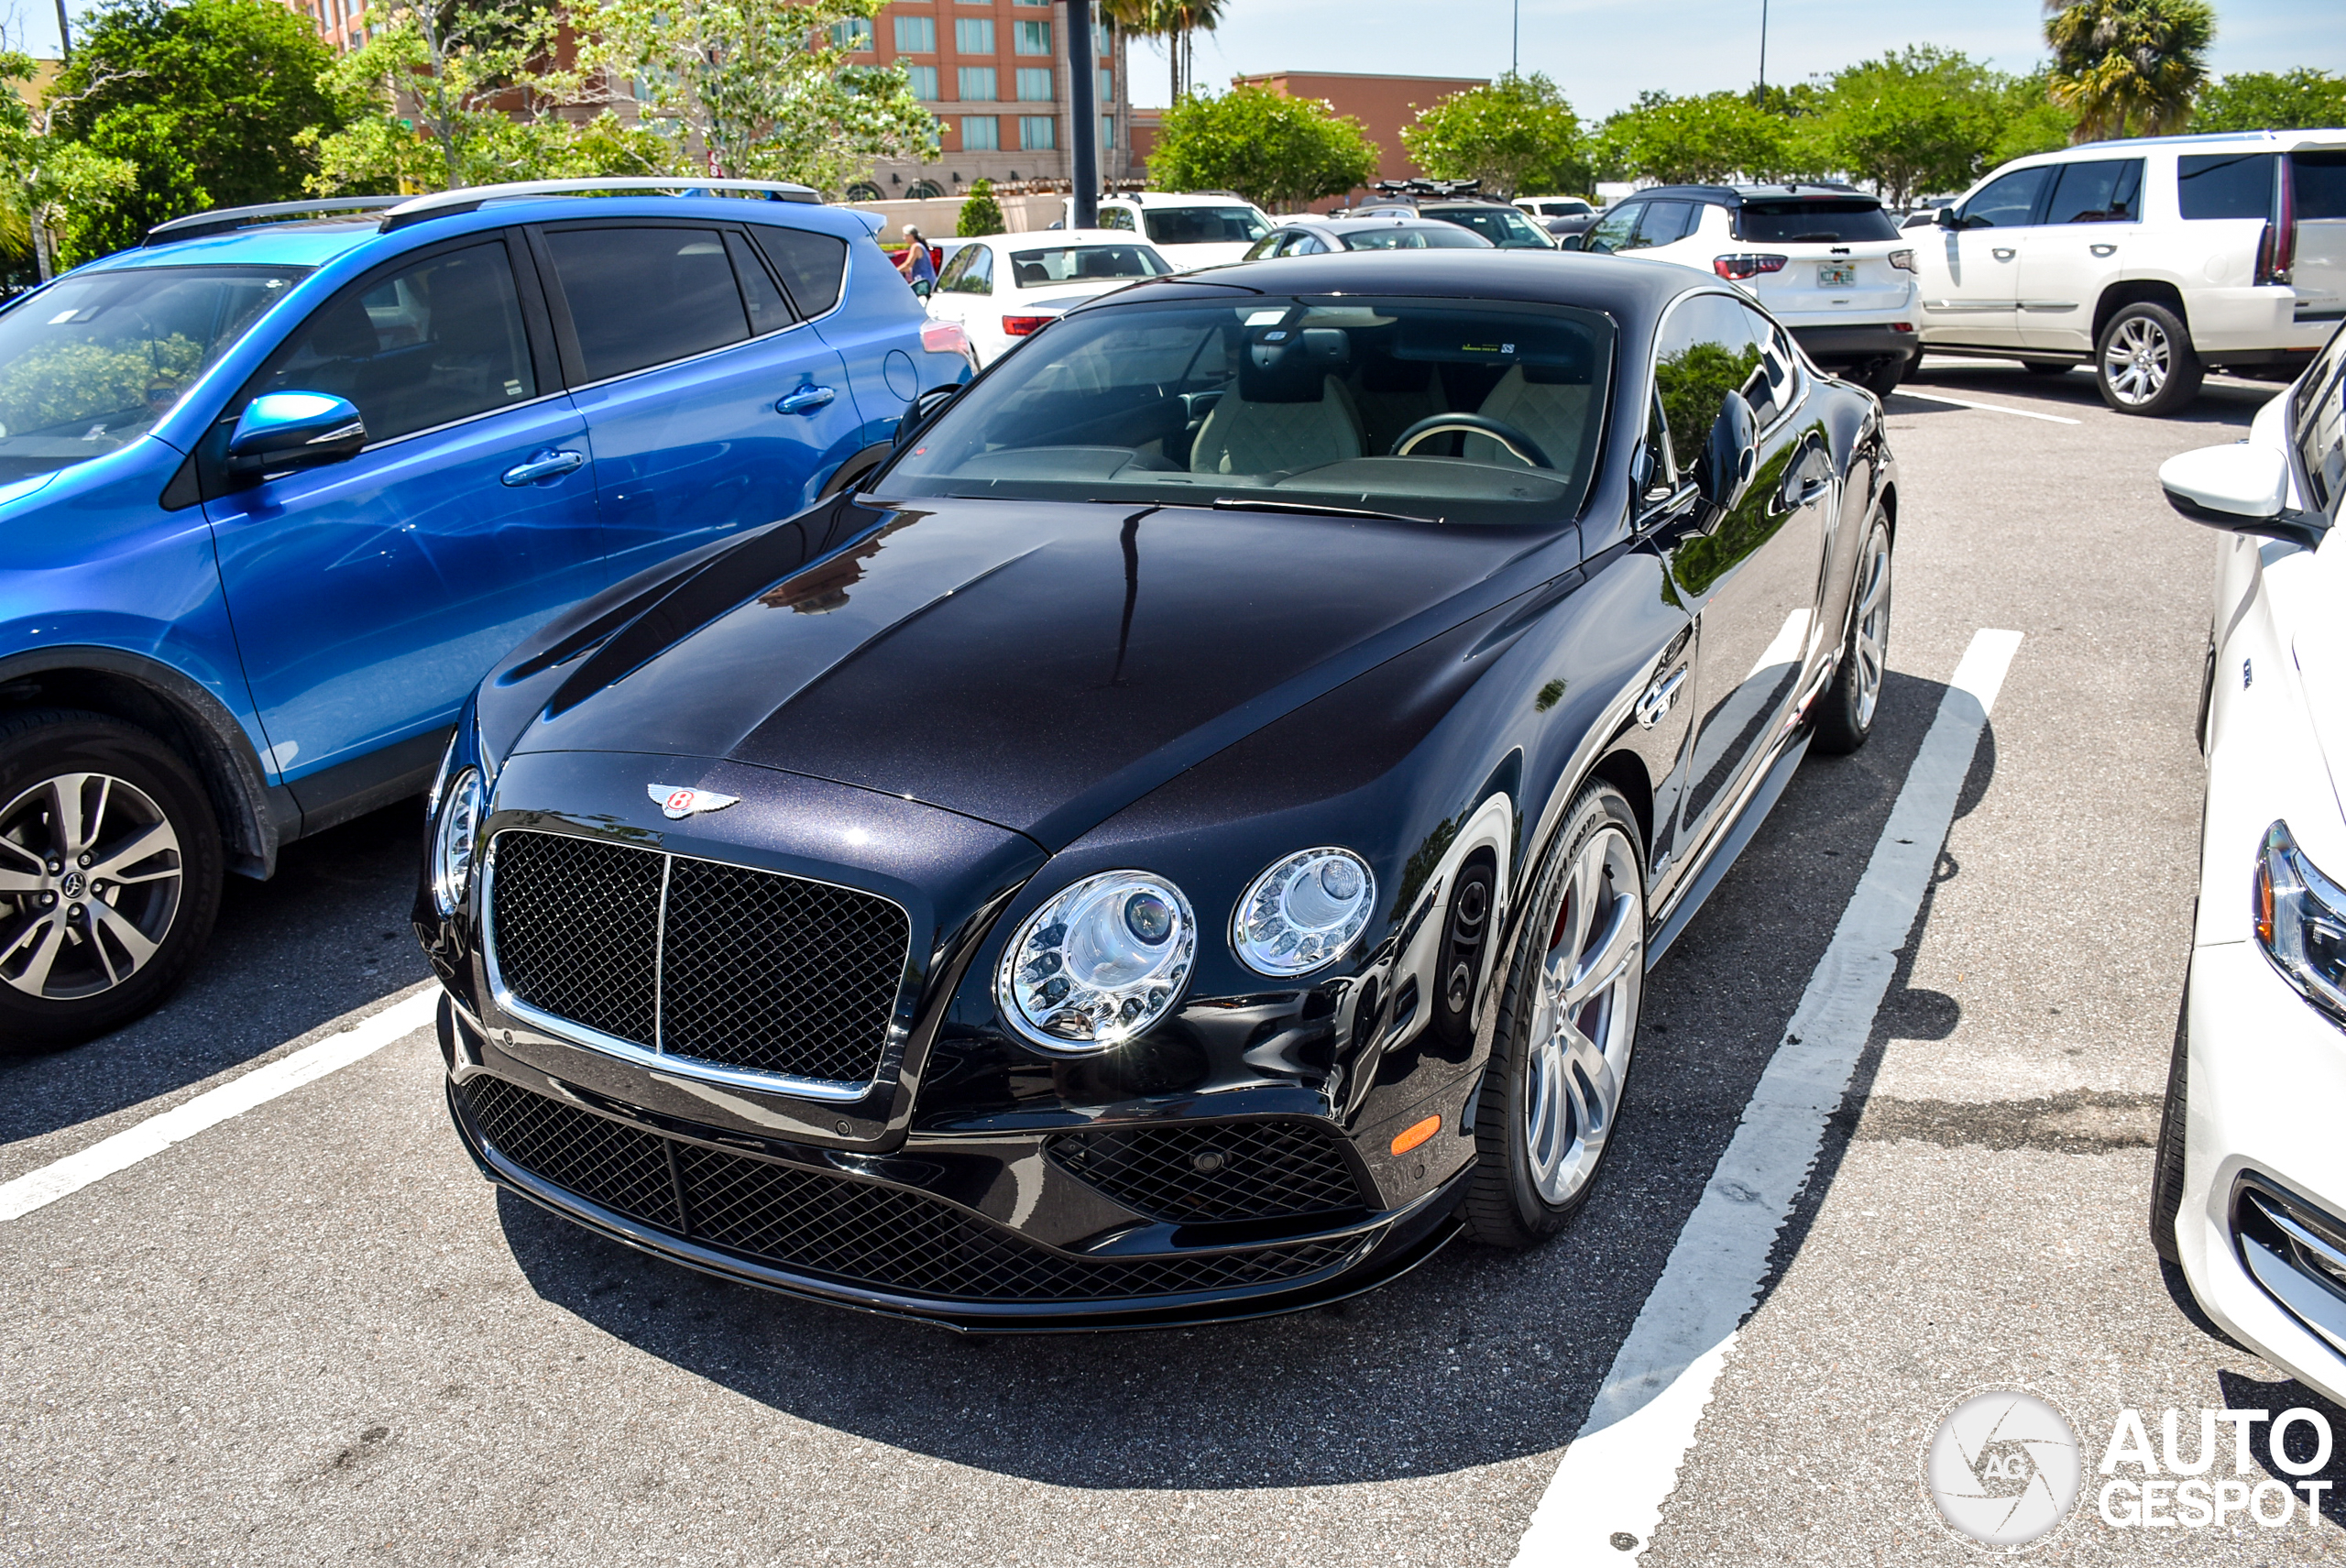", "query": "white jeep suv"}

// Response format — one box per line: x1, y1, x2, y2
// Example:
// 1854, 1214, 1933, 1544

1572, 183, 1921, 395
1913, 129, 2345, 416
